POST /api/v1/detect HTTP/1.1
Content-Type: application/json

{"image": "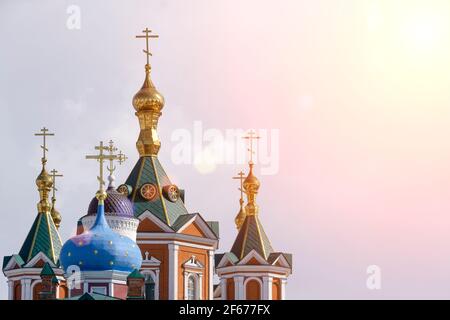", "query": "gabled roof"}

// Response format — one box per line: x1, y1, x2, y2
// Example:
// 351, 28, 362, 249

66, 292, 121, 300
268, 252, 293, 267
127, 269, 145, 279
125, 156, 189, 226
2, 254, 24, 271
18, 211, 62, 265
230, 215, 273, 261
40, 262, 55, 276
